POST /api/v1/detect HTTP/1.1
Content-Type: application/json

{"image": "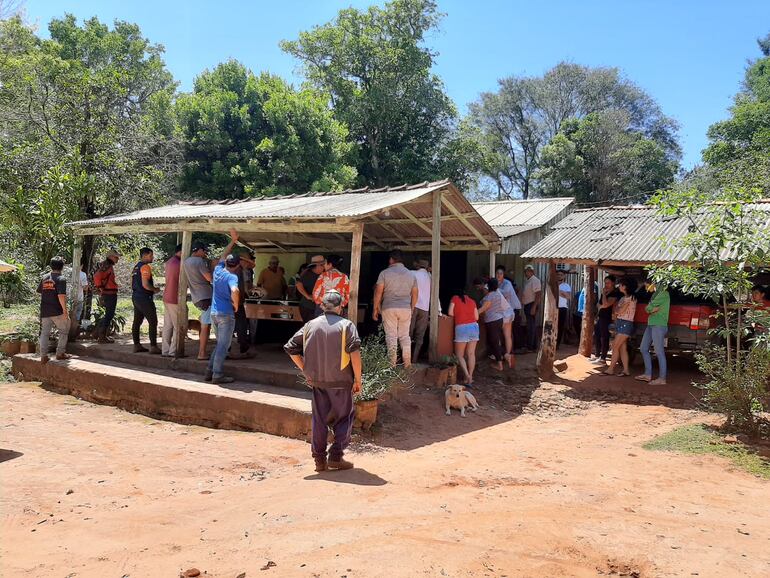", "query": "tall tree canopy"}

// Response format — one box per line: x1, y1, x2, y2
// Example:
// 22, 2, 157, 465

703, 33, 770, 193
468, 62, 680, 200
0, 14, 180, 267
281, 0, 459, 187
175, 60, 356, 199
